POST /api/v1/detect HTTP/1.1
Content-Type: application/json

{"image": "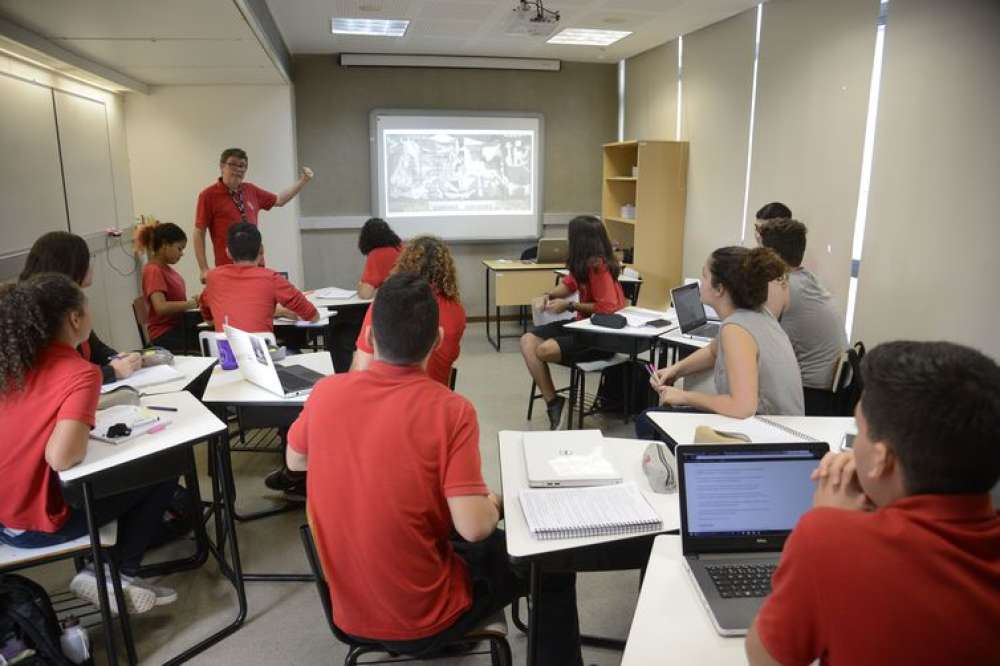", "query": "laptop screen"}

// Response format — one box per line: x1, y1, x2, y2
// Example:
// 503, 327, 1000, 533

677, 443, 828, 553
671, 283, 707, 331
